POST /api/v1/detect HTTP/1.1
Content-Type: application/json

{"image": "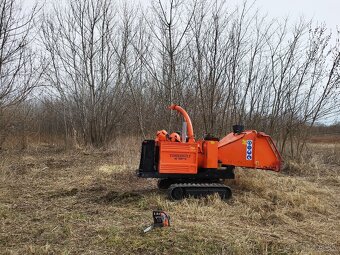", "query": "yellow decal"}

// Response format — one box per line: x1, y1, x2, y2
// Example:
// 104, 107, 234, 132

242, 139, 247, 145
210, 141, 215, 144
